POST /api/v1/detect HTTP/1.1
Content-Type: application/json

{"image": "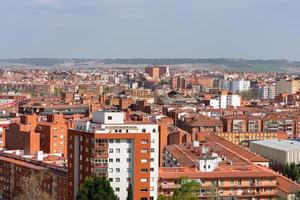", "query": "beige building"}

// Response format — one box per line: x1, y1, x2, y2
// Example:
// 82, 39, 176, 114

276, 79, 299, 96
